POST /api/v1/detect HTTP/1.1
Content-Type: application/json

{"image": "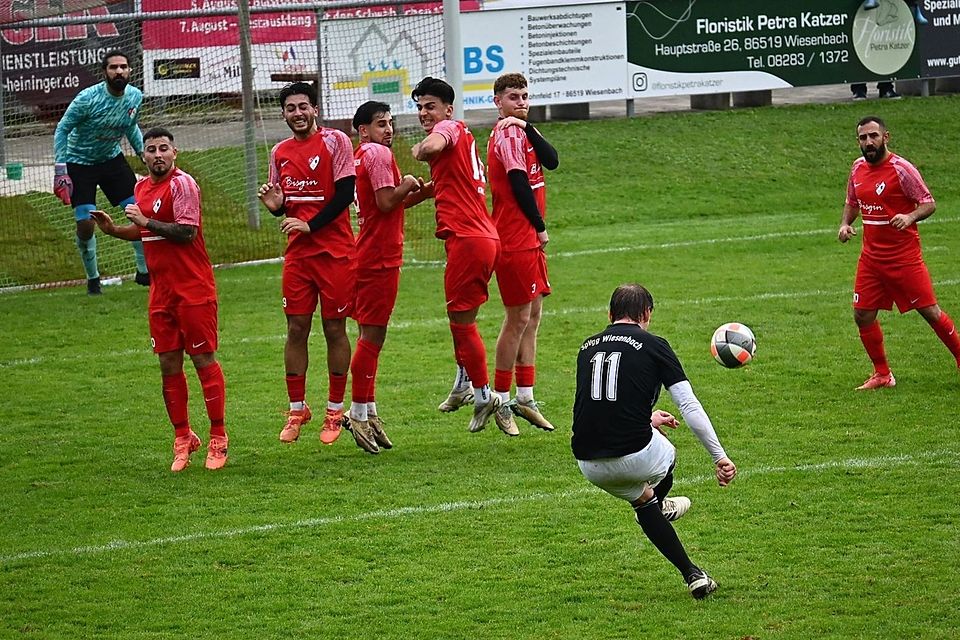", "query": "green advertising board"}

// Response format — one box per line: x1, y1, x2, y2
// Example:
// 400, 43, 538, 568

626, 0, 935, 97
